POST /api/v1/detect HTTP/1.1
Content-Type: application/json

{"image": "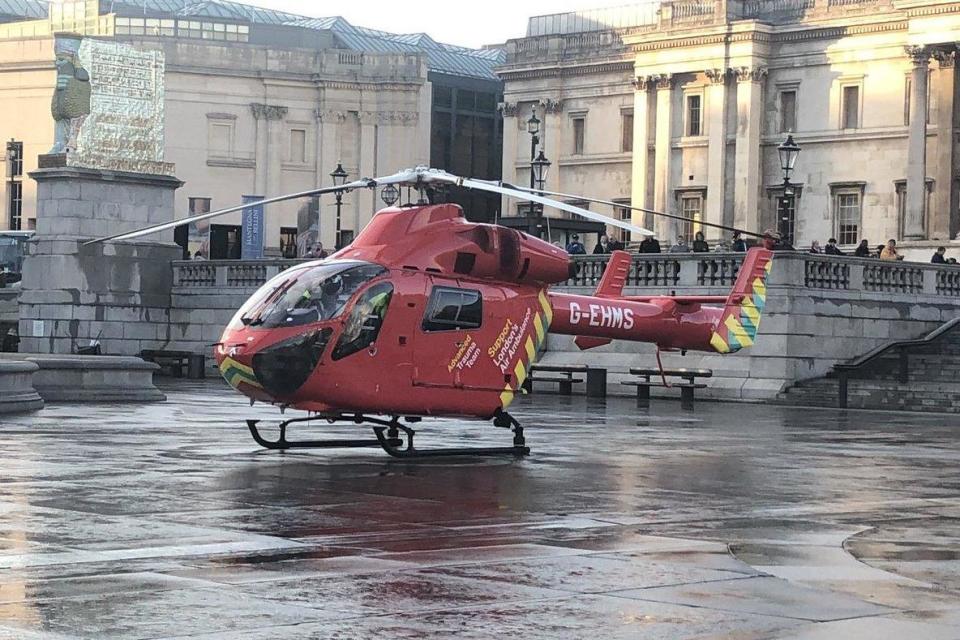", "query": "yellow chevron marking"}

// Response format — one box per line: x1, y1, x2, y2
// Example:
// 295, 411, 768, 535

725, 315, 754, 347
524, 336, 536, 363
710, 332, 731, 353
513, 360, 527, 387
765, 259, 773, 274
539, 290, 553, 325
741, 297, 761, 327
752, 277, 766, 299
533, 313, 545, 344
500, 385, 514, 408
